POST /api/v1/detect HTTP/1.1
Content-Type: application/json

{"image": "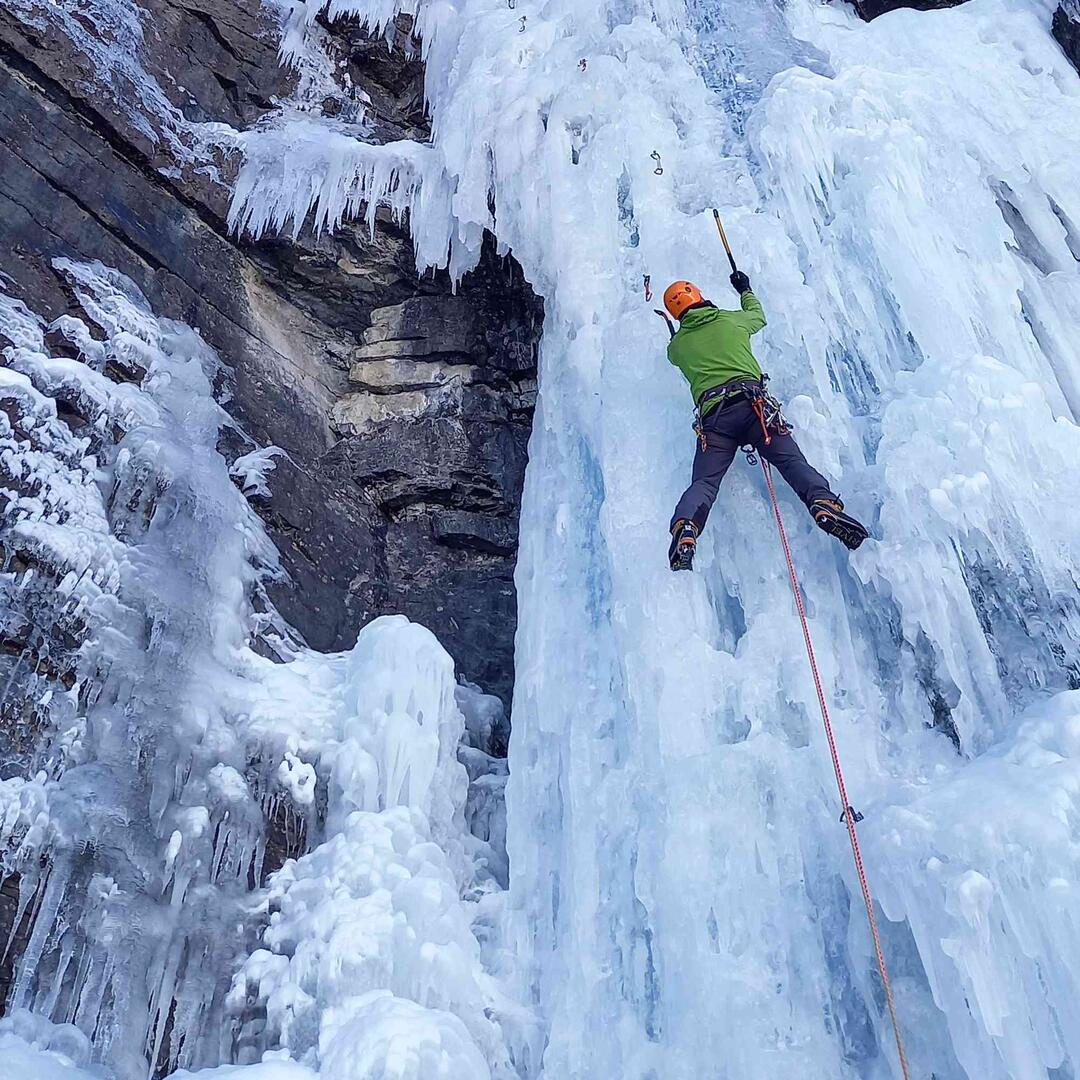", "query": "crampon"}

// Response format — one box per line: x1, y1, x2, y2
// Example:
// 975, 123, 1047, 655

668, 519, 699, 571
810, 498, 869, 551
